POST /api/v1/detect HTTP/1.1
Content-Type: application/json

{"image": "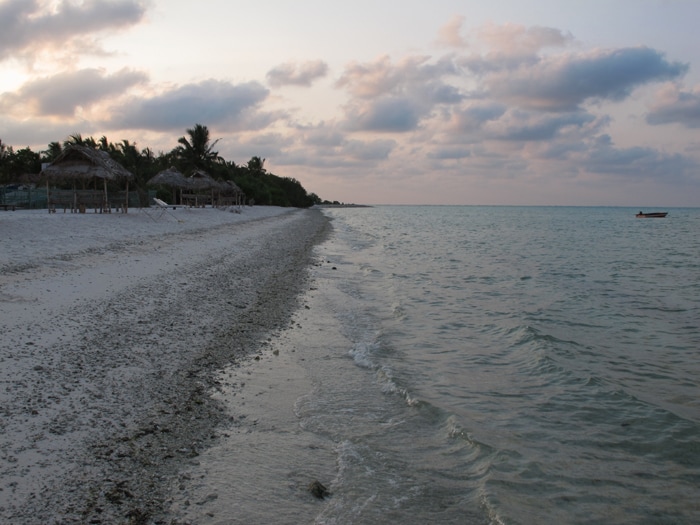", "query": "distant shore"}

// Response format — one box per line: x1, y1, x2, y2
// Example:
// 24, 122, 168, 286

313, 203, 372, 208
0, 206, 330, 523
